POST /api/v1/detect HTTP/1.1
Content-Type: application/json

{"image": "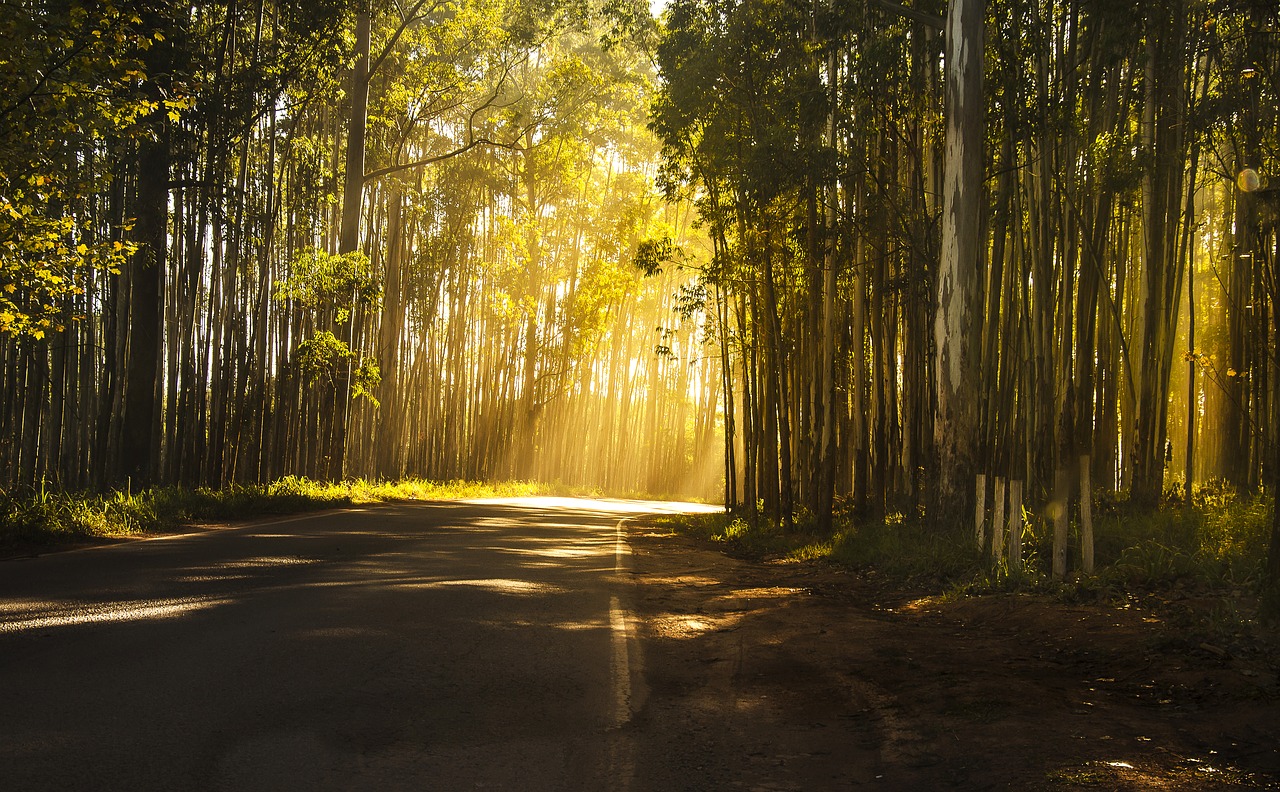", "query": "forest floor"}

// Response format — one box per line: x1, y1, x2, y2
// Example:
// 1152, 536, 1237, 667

626, 520, 1280, 791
